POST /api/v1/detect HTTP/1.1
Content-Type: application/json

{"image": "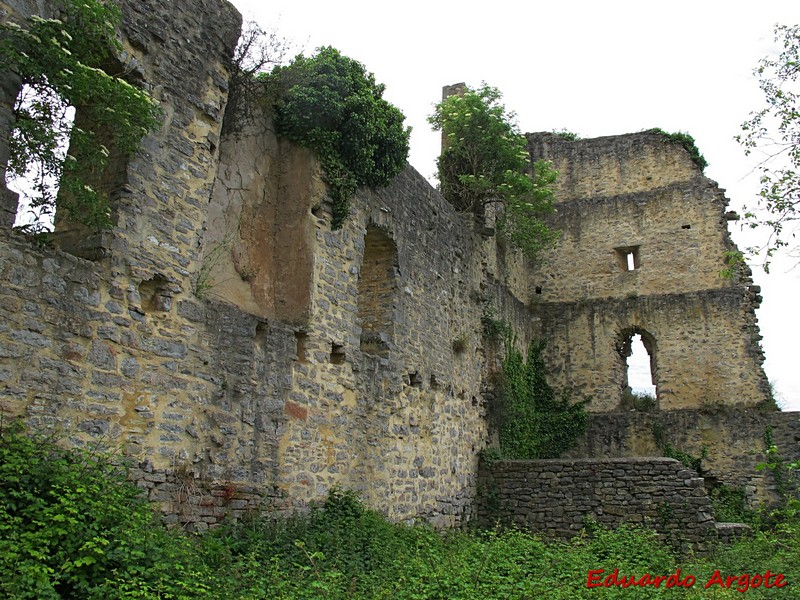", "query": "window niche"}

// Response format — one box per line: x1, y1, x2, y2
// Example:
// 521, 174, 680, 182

1, 7, 156, 259
329, 342, 346, 365
615, 245, 640, 271
615, 328, 659, 408
357, 225, 399, 357
139, 275, 171, 313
